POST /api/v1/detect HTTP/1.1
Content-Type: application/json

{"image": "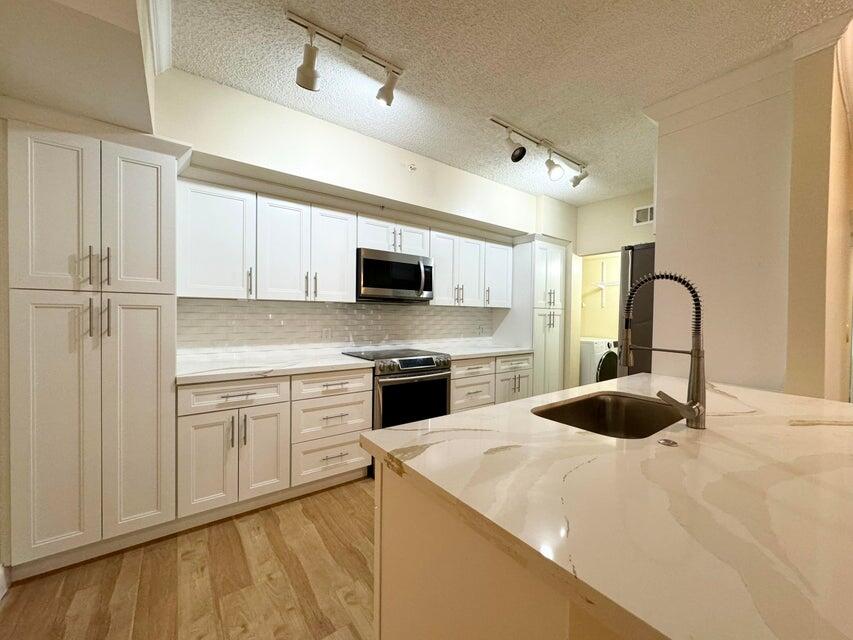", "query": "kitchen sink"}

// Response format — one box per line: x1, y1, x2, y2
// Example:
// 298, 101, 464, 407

531, 392, 683, 439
